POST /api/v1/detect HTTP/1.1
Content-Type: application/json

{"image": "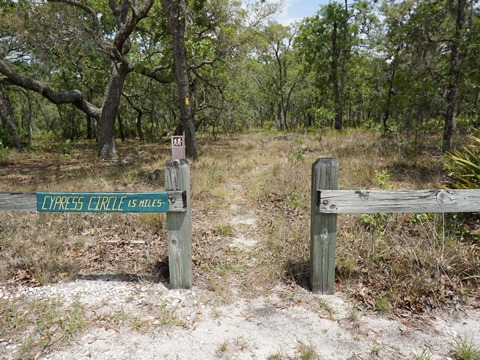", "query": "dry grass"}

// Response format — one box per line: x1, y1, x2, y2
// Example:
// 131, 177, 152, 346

1, 129, 479, 359
0, 140, 172, 285
0, 130, 479, 313
0, 296, 87, 358
219, 130, 478, 311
